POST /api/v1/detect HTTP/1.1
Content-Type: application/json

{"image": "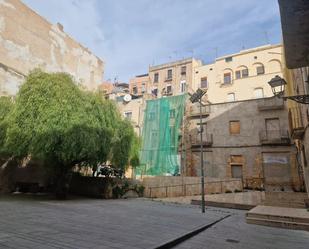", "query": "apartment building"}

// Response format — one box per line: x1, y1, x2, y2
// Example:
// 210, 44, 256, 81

193, 44, 283, 103
148, 58, 202, 98
278, 0, 309, 199
129, 74, 150, 96
184, 97, 302, 191
0, 0, 104, 96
